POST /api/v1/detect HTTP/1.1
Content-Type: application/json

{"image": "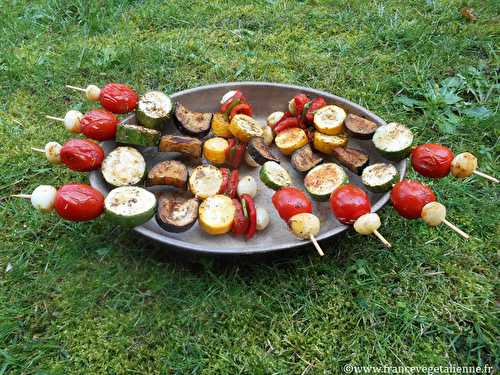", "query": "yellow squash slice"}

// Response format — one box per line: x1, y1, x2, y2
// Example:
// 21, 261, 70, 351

229, 114, 262, 142
203, 137, 229, 165
313, 105, 346, 135
199, 195, 236, 235
313, 131, 348, 154
274, 128, 308, 155
211, 112, 232, 138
